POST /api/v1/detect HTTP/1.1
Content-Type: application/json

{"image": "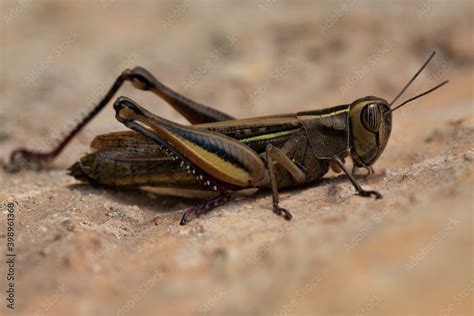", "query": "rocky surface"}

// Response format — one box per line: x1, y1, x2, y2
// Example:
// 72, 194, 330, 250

0, 1, 473, 315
